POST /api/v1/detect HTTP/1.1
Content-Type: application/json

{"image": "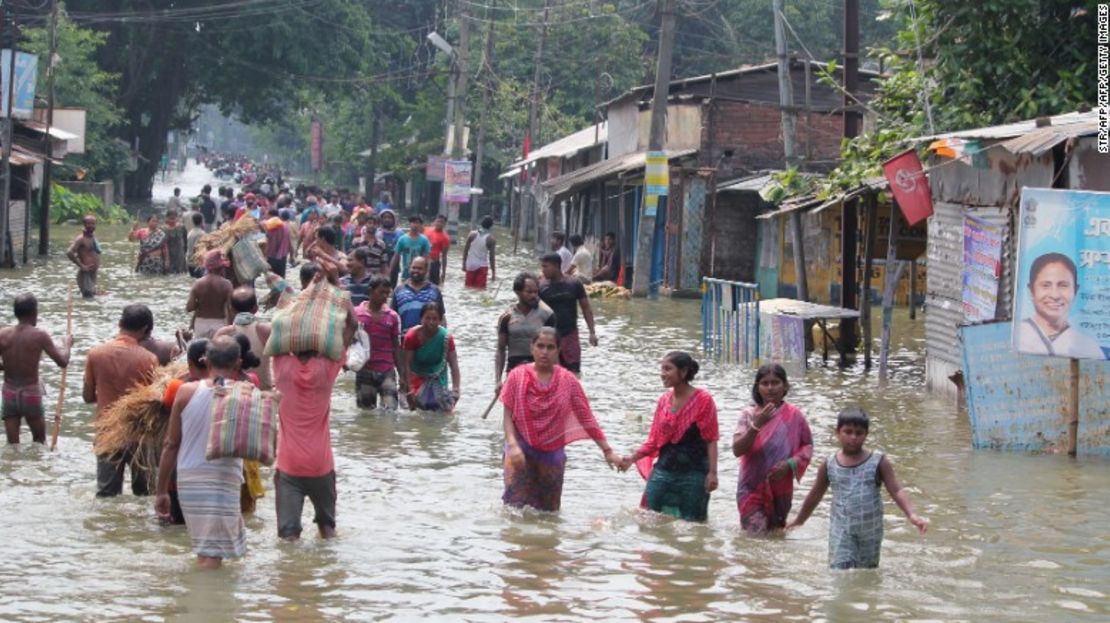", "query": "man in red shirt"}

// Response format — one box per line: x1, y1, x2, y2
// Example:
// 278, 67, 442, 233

271, 265, 358, 541
84, 304, 159, 497
426, 214, 451, 285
